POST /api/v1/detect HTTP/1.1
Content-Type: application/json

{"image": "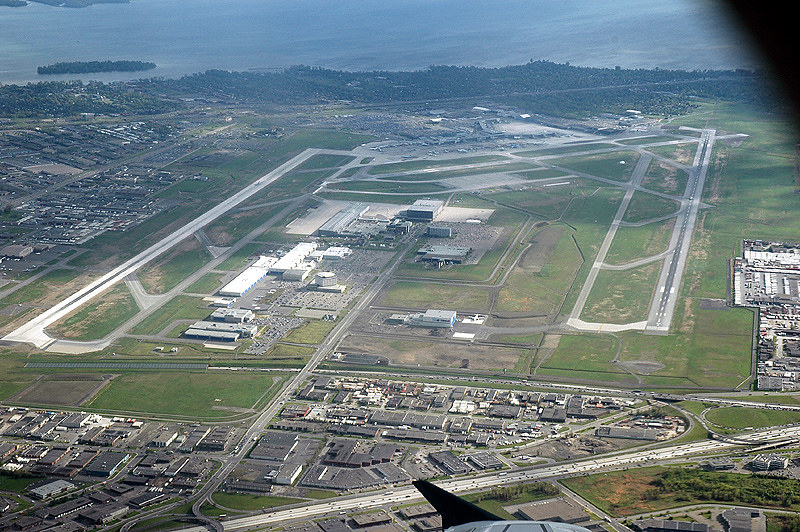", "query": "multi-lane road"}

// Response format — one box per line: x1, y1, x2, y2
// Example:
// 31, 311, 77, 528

179, 423, 800, 532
